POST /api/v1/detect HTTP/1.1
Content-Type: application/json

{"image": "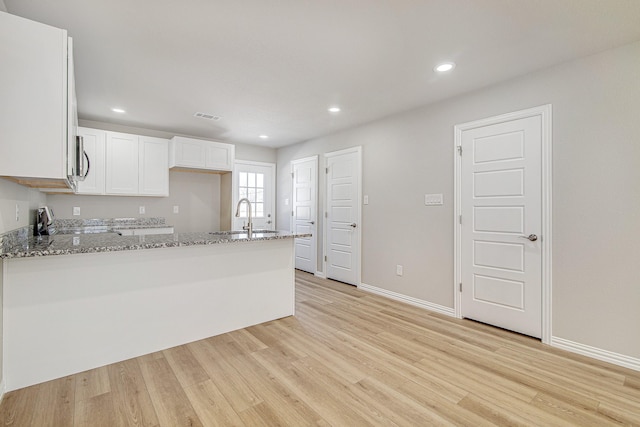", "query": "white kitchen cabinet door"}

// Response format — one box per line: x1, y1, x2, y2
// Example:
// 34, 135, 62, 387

139, 136, 169, 196
205, 141, 235, 171
76, 127, 106, 195
105, 132, 139, 195
170, 136, 234, 171
0, 13, 70, 185
170, 137, 206, 169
